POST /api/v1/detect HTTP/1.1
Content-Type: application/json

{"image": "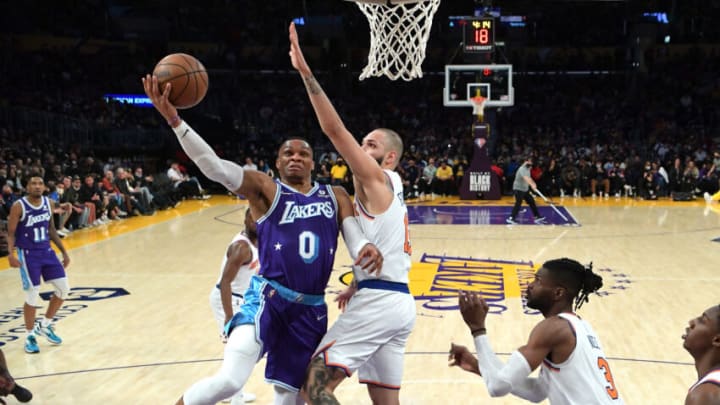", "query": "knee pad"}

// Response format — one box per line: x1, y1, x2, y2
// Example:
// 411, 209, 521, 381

48, 277, 70, 300
25, 285, 41, 306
